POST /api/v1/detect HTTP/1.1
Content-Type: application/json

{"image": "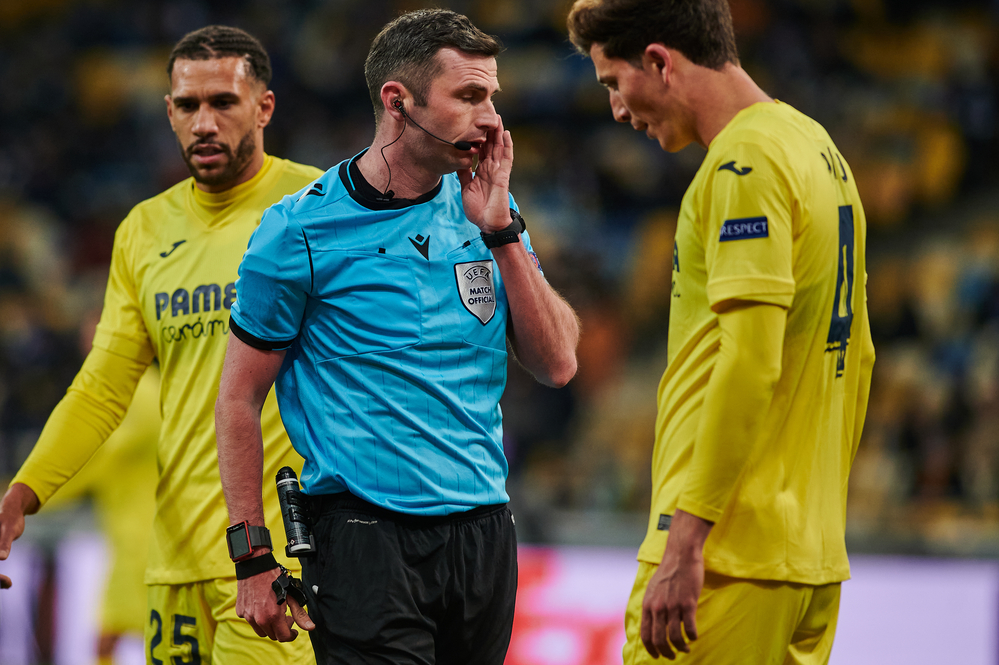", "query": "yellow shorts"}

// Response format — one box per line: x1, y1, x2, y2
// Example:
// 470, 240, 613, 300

145, 577, 316, 665
623, 561, 841, 665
